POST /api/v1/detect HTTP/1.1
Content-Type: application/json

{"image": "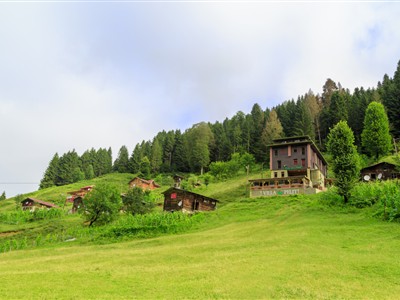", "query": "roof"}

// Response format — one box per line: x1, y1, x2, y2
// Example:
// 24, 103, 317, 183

129, 177, 160, 187
22, 197, 59, 208
163, 187, 219, 202
361, 161, 399, 172
270, 135, 328, 166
